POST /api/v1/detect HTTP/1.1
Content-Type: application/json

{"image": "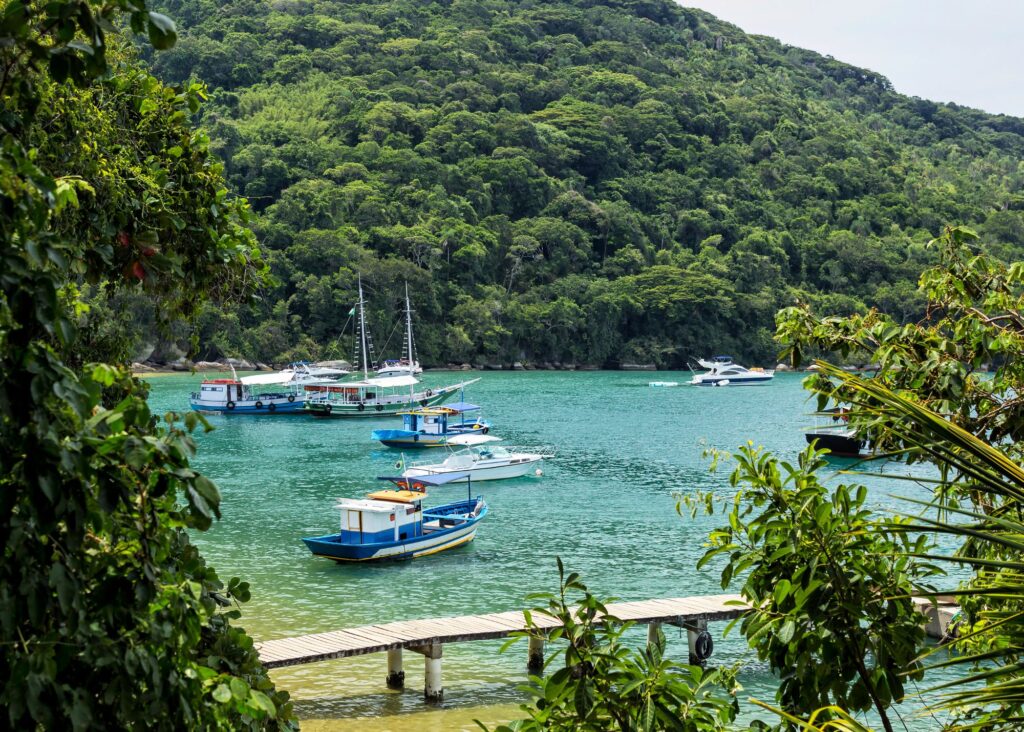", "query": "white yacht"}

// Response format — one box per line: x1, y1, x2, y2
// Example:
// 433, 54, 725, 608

688, 356, 774, 386
402, 435, 550, 482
